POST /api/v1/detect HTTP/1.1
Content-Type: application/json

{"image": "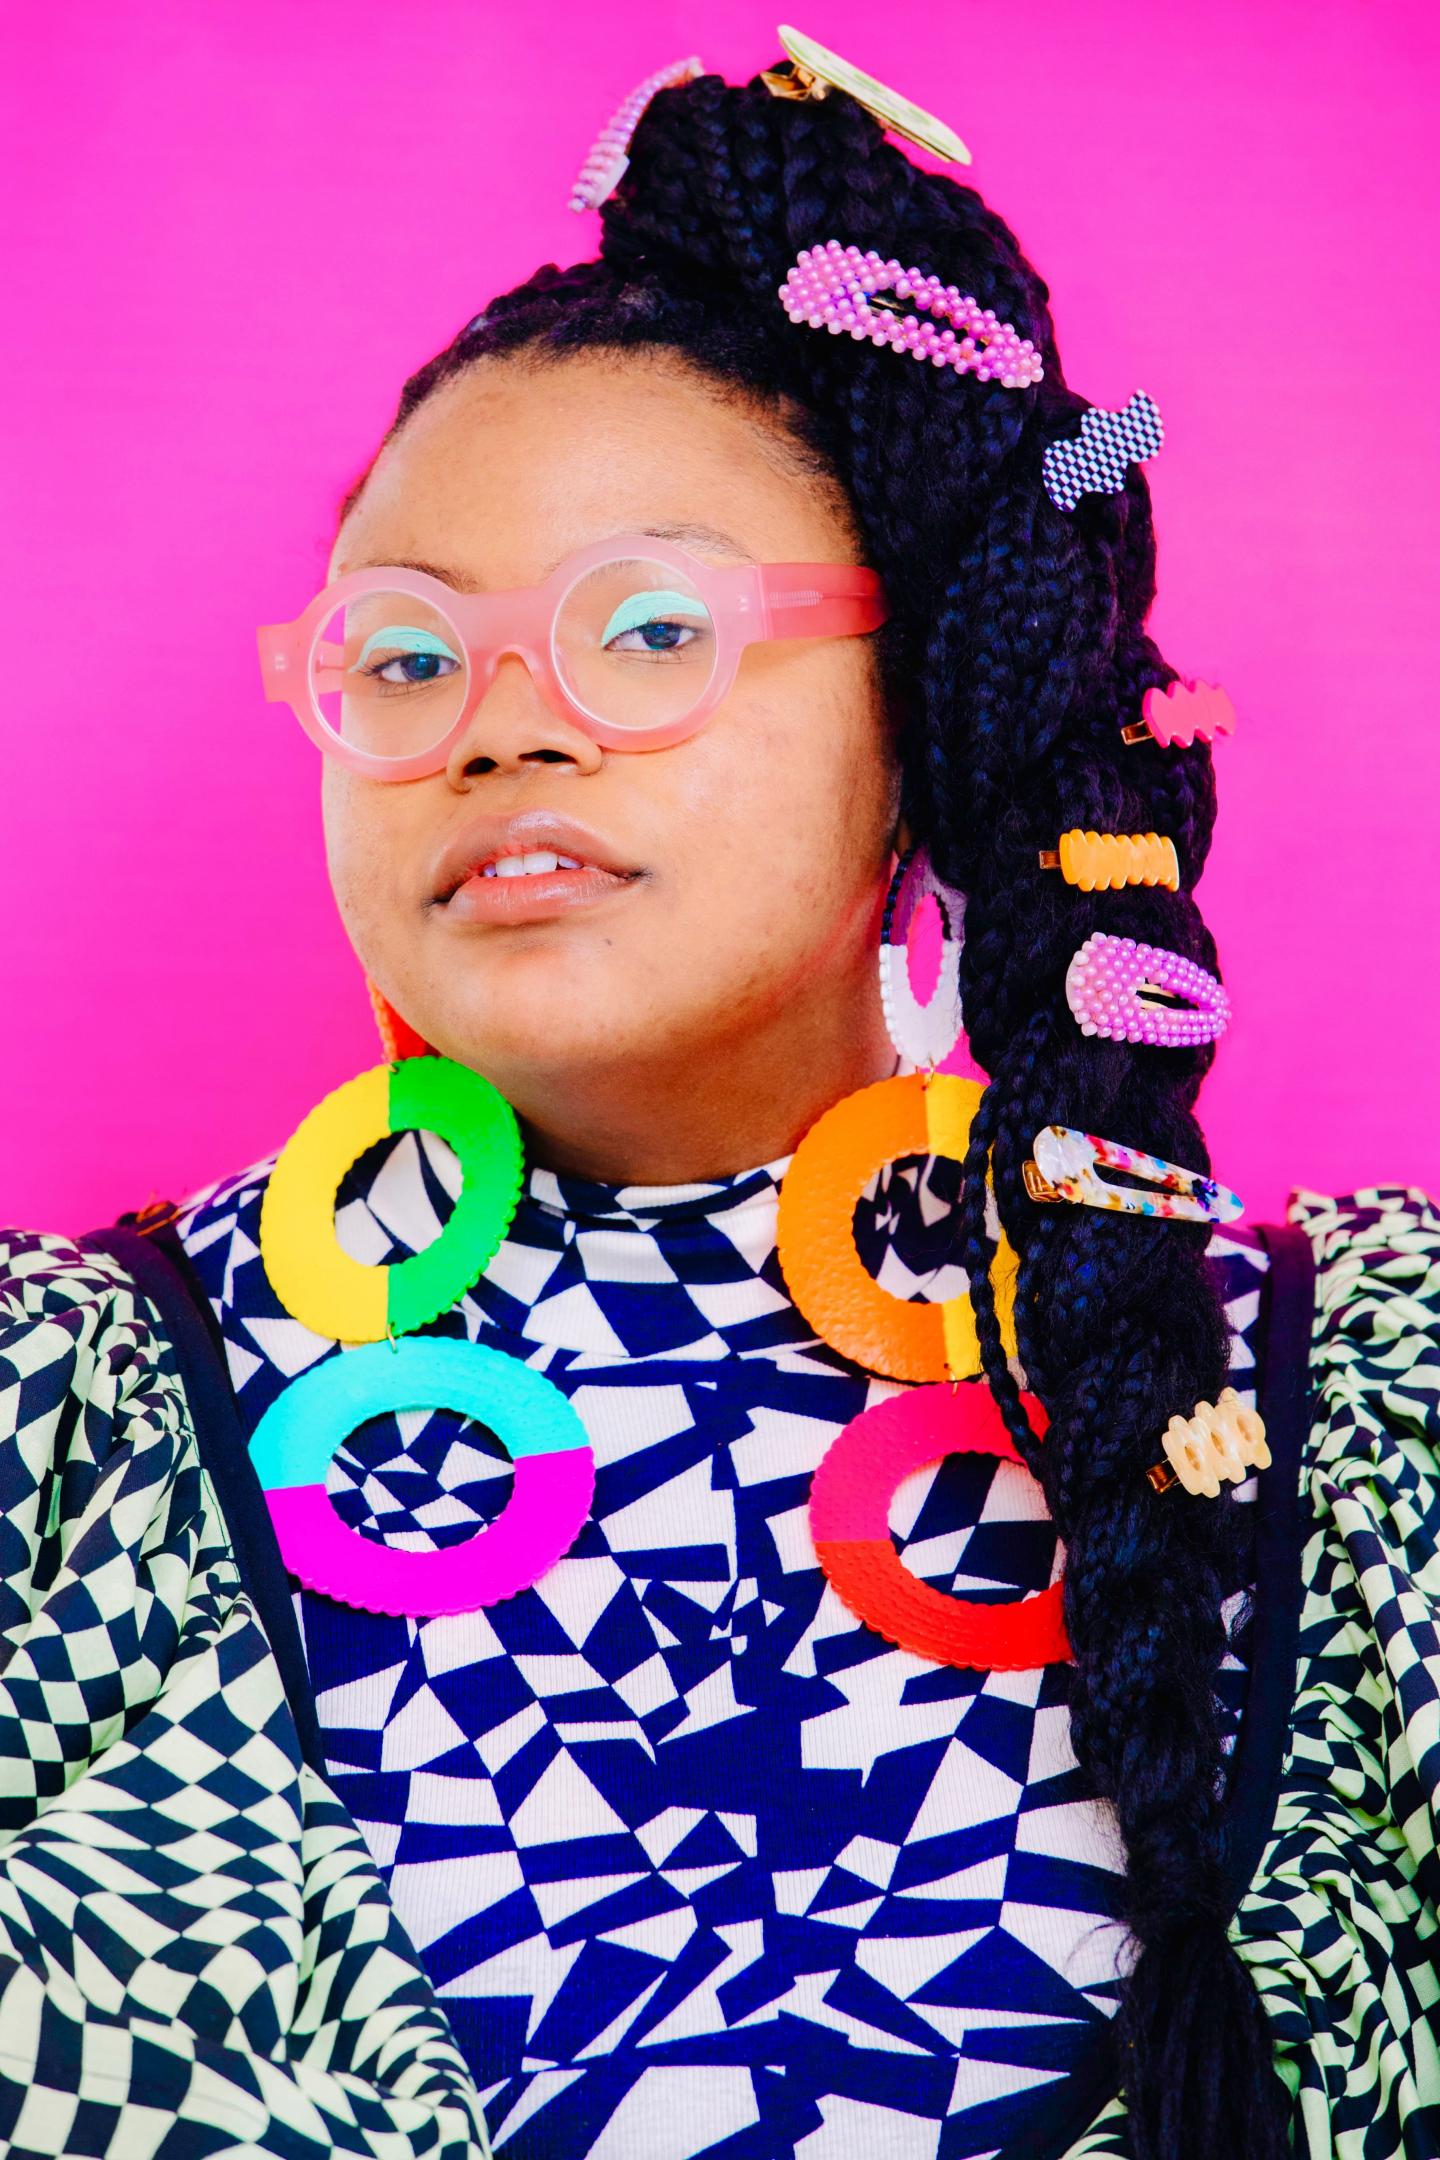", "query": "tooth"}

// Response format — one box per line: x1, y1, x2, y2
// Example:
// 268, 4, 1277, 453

495, 857, 526, 878
481, 863, 497, 877
523, 851, 560, 874
555, 854, 581, 870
